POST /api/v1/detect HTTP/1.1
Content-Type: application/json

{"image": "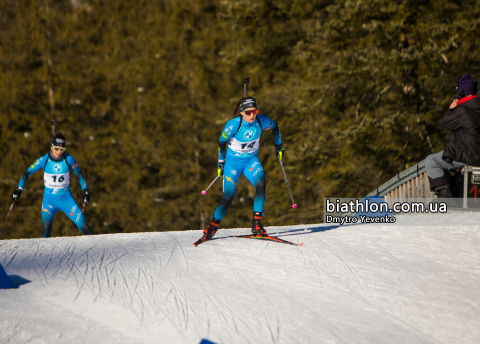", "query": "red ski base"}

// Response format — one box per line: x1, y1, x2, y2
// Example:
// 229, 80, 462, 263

193, 237, 208, 247
193, 234, 303, 247
231, 234, 303, 246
